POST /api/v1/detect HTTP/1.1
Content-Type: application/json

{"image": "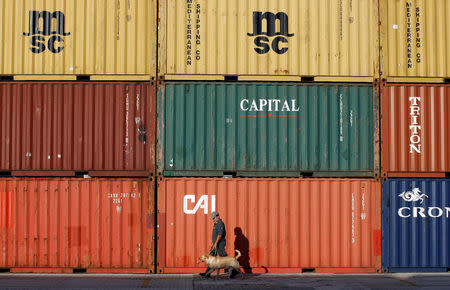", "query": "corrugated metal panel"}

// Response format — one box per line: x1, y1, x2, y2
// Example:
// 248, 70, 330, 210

380, 83, 450, 177
159, 0, 379, 80
382, 178, 450, 272
0, 0, 156, 79
380, 0, 450, 79
157, 177, 381, 273
0, 178, 155, 272
157, 82, 378, 177
0, 82, 155, 177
